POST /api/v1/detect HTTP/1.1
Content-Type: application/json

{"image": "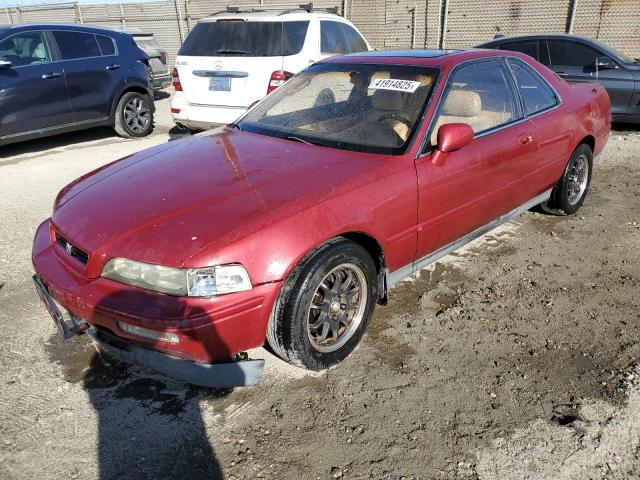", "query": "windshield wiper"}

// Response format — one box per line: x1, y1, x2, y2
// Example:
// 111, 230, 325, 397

229, 122, 243, 131
285, 136, 320, 146
216, 48, 252, 55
